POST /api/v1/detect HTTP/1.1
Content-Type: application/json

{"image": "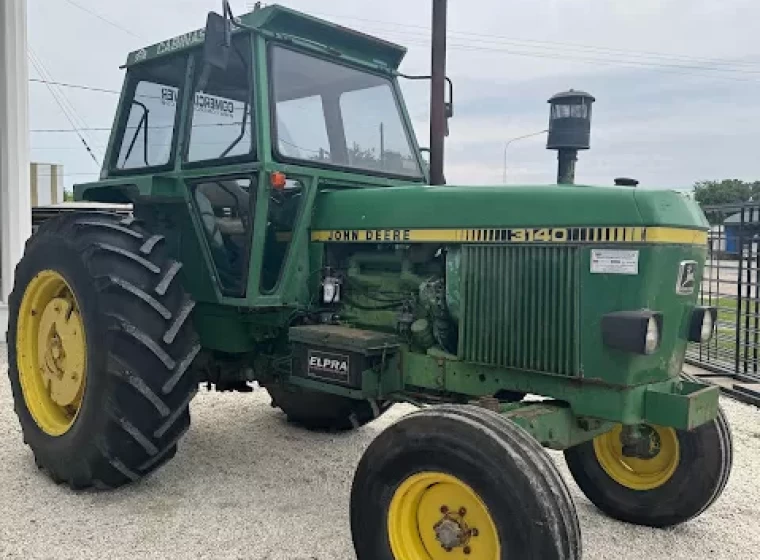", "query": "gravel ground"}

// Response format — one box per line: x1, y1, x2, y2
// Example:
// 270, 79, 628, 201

1, 342, 759, 559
